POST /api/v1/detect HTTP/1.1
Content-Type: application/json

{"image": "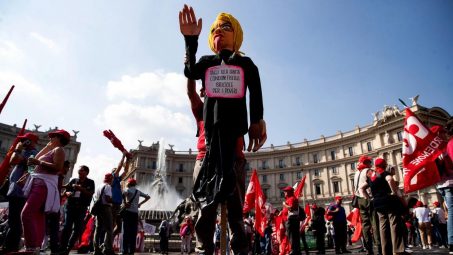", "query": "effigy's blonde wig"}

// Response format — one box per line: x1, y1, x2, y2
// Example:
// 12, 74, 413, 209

208, 12, 243, 54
